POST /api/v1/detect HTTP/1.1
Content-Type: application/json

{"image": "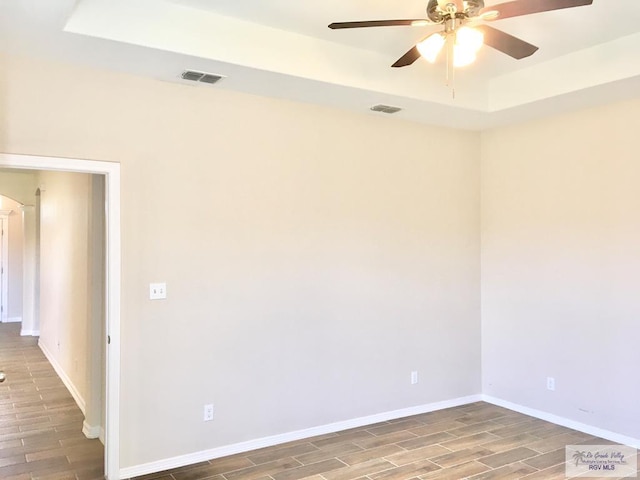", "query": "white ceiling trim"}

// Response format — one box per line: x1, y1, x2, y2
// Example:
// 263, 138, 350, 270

489, 32, 640, 111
